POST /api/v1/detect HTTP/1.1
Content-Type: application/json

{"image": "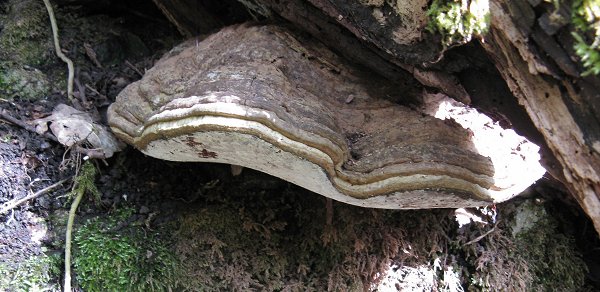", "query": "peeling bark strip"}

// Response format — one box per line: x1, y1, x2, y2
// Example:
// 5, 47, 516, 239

482, 0, 600, 235
108, 24, 535, 209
